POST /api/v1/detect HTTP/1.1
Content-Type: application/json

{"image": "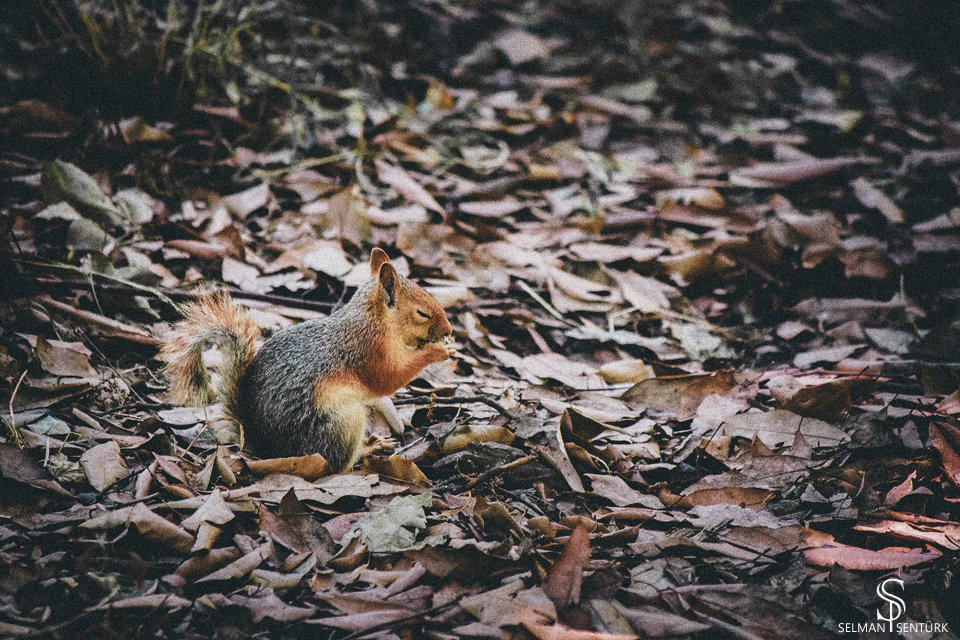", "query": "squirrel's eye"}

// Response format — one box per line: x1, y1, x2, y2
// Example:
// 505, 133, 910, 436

416, 309, 431, 320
